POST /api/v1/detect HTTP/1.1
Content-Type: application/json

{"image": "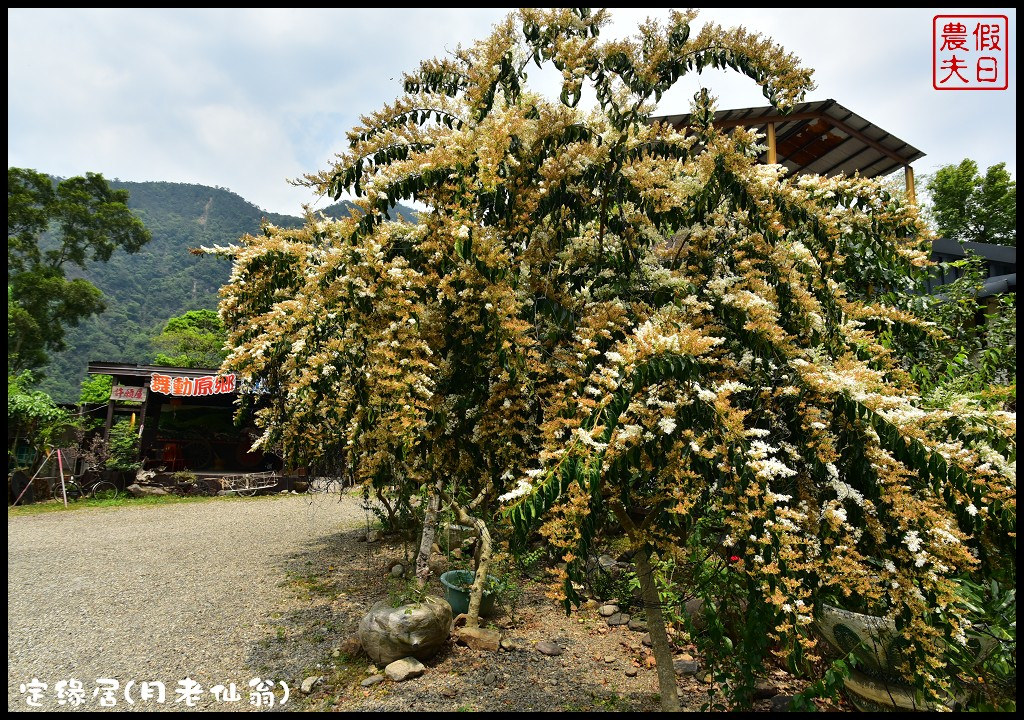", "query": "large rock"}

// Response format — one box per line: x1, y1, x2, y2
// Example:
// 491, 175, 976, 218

384, 657, 425, 682
126, 483, 168, 497
358, 596, 452, 665
770, 695, 795, 712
